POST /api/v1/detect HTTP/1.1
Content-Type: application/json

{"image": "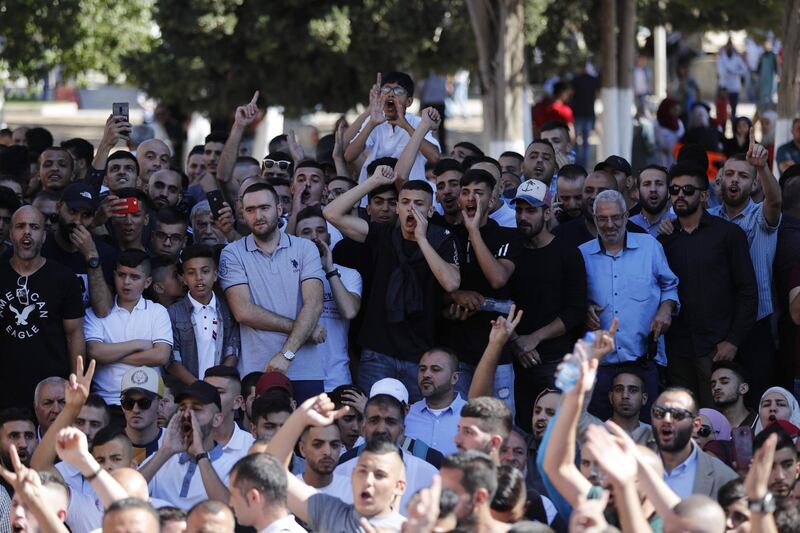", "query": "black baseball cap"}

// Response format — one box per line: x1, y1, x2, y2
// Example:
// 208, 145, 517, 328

60, 181, 99, 213
779, 163, 800, 189
176, 380, 222, 411
594, 155, 632, 177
